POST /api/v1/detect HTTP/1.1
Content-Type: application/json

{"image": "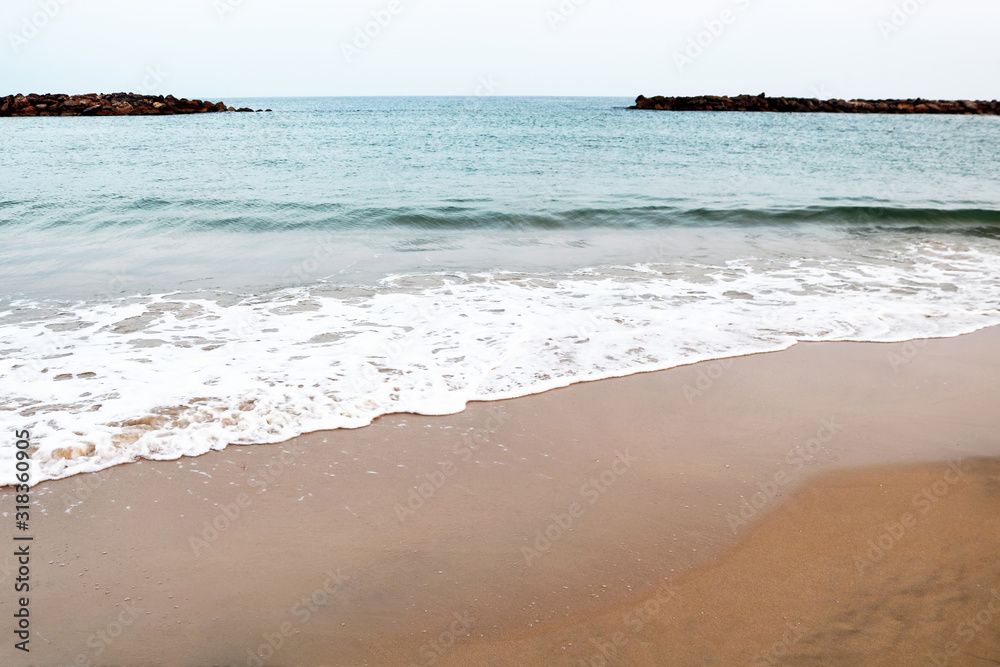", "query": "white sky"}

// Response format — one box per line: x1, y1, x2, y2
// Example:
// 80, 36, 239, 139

2, 0, 997, 99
